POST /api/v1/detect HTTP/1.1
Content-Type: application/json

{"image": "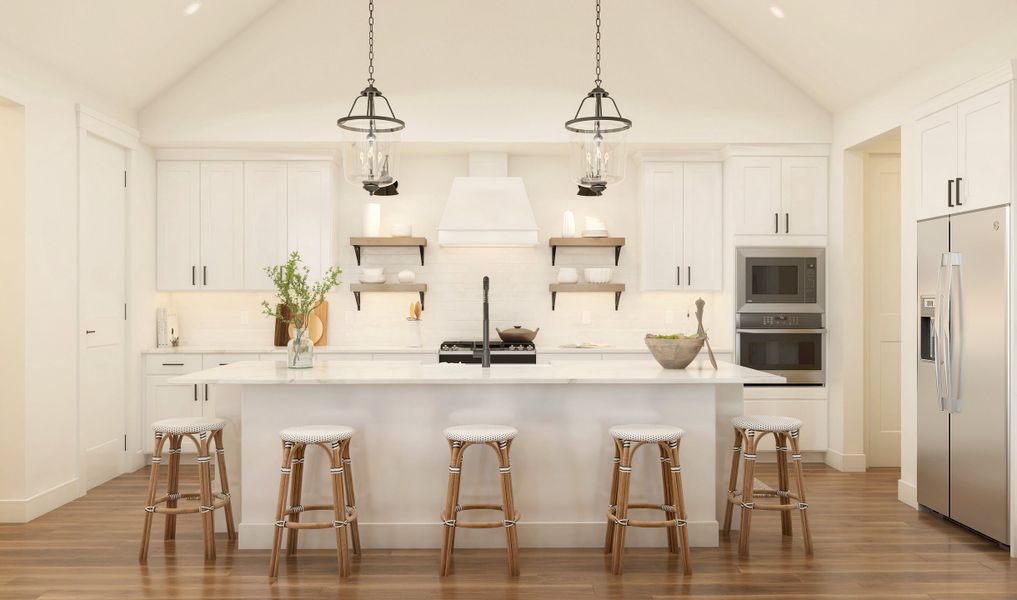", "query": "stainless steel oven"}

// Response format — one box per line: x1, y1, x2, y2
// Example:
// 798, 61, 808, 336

737, 247, 824, 313
736, 312, 825, 385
